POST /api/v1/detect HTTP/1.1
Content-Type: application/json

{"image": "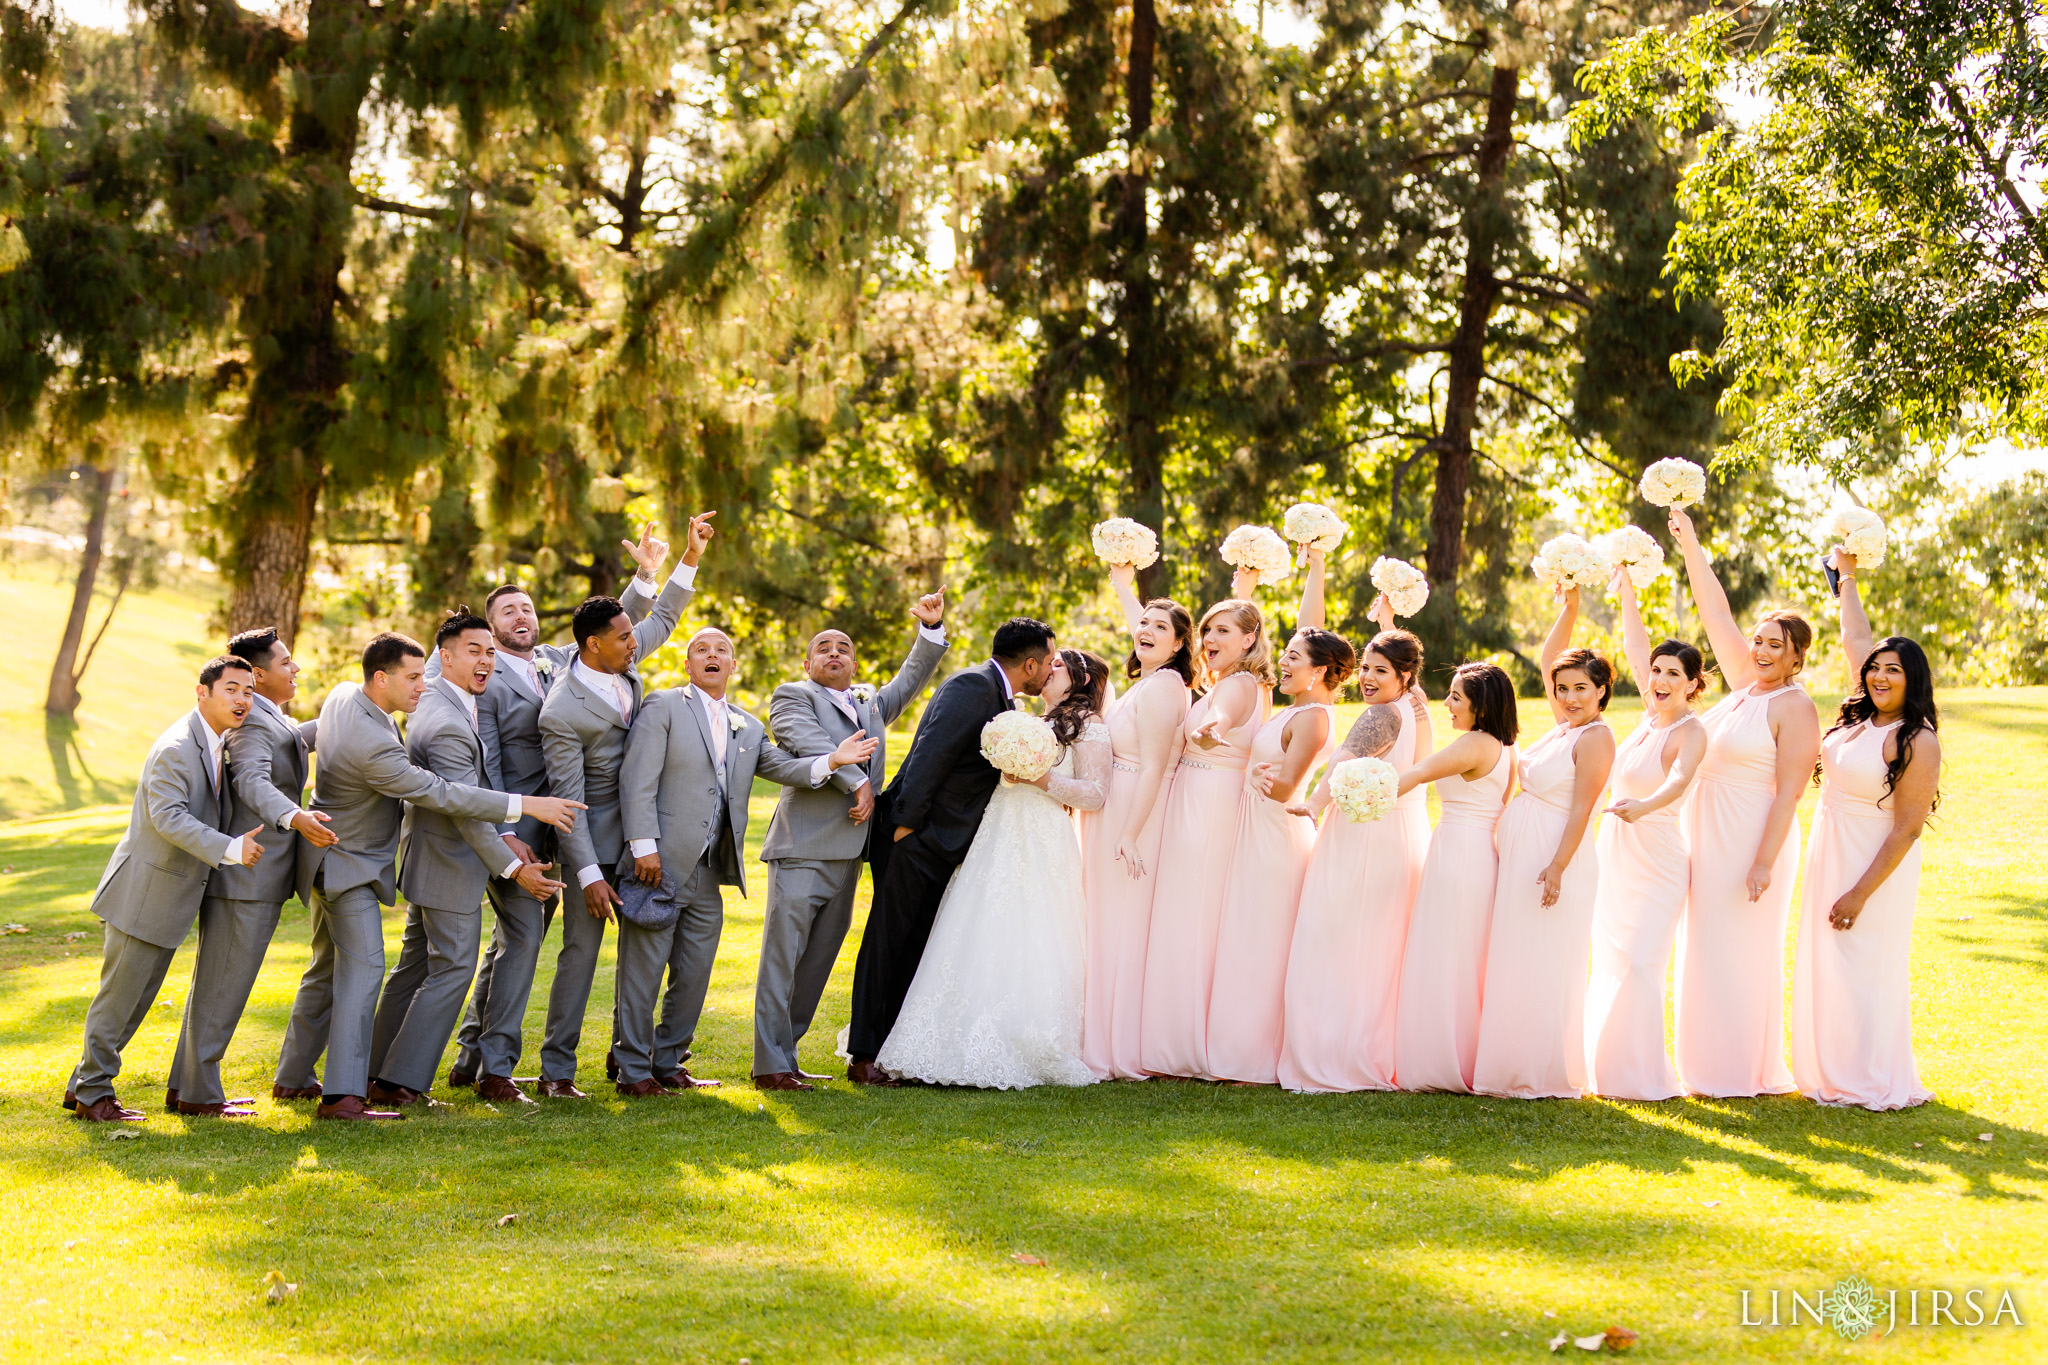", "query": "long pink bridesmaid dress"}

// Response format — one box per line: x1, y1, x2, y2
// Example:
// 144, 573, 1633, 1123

1391, 744, 1513, 1093
1472, 720, 1609, 1099
1277, 701, 1430, 1093
1139, 685, 1264, 1078
1205, 704, 1335, 1084
1583, 716, 1697, 1100
1080, 671, 1187, 1080
1674, 683, 1806, 1097
1791, 719, 1933, 1110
